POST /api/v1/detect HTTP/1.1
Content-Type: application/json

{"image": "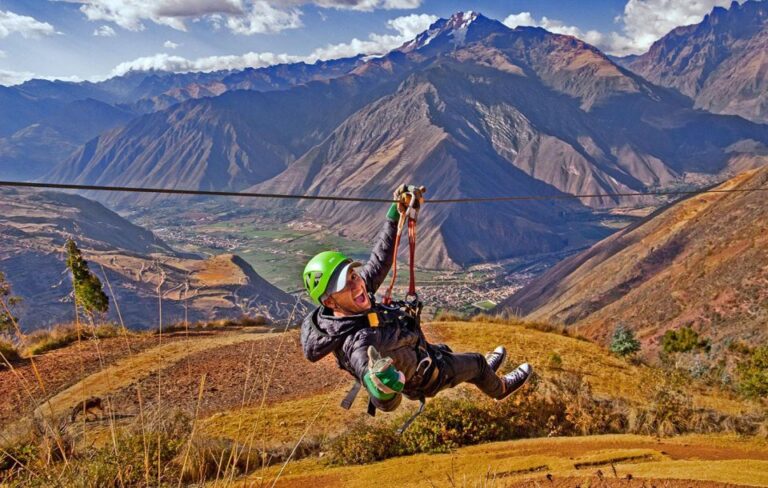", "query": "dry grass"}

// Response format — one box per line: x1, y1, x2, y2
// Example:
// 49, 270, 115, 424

158, 315, 272, 335
27, 331, 277, 421
201, 320, 759, 466
234, 434, 768, 487
24, 323, 123, 356
0, 338, 20, 364
437, 320, 752, 414
202, 387, 420, 446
